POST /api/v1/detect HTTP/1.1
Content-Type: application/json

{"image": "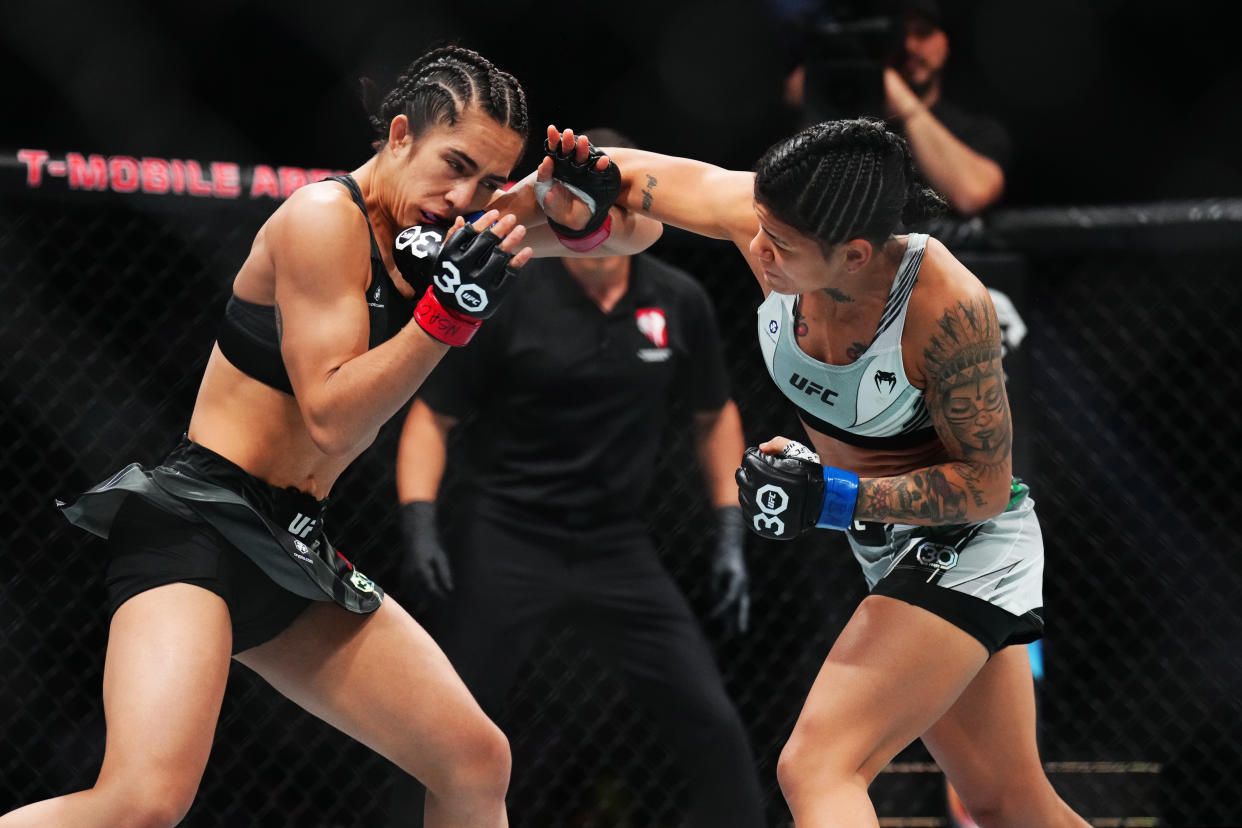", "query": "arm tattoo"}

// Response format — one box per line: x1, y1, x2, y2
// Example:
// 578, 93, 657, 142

859, 469, 969, 523
923, 297, 1013, 509
640, 174, 657, 212
274, 303, 283, 345
856, 296, 1012, 524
